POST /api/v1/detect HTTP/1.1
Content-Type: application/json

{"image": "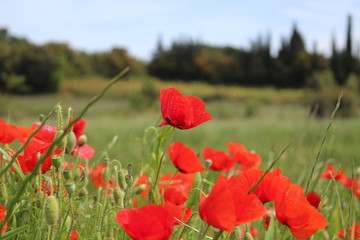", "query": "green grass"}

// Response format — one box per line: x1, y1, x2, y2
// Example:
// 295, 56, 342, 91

0, 77, 359, 239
